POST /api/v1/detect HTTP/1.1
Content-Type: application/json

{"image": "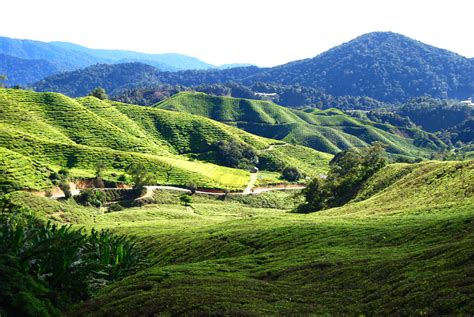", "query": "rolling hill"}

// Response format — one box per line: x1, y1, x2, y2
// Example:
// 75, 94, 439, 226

31, 32, 474, 103
0, 88, 331, 193
155, 92, 447, 158
6, 159, 473, 315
